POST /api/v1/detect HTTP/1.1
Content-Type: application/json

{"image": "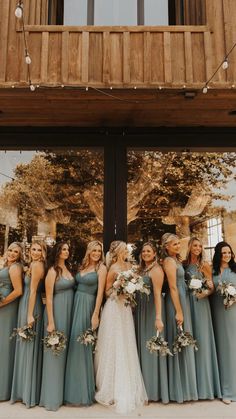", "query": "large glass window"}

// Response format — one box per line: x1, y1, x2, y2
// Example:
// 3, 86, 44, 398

94, 0, 137, 25
144, 0, 169, 25
64, 0, 87, 25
